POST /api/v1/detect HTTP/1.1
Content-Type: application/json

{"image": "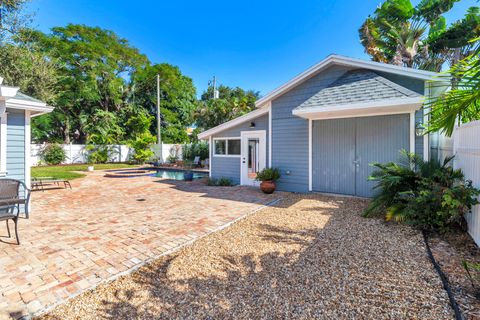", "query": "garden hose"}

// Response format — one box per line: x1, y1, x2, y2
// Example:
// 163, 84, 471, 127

422, 230, 464, 320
